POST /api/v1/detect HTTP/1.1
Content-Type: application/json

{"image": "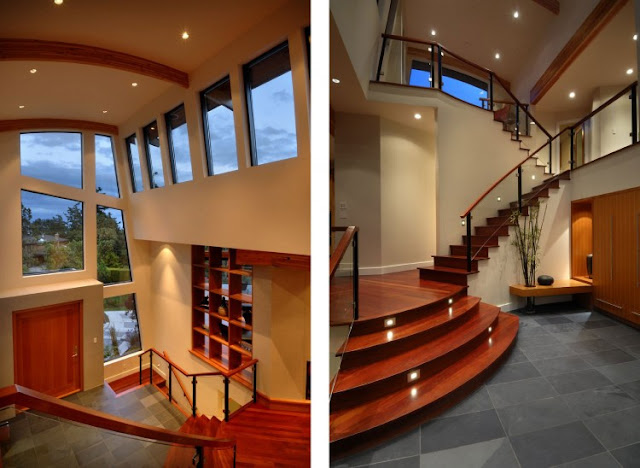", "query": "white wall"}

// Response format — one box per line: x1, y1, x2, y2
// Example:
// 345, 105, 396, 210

589, 86, 633, 163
